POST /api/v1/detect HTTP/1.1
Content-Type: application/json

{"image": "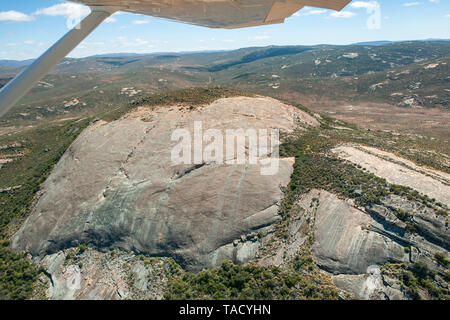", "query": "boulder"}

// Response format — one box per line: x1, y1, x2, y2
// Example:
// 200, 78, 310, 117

13, 96, 317, 271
